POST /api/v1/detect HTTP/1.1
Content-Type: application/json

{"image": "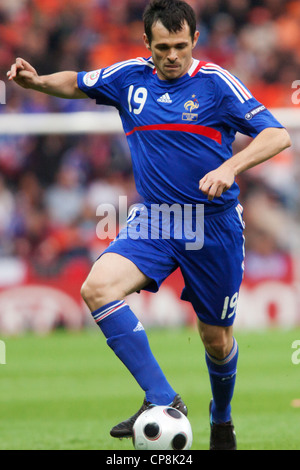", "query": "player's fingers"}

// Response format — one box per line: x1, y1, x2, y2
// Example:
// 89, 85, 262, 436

15, 58, 25, 73
200, 179, 214, 200
207, 186, 217, 201
199, 176, 206, 188
213, 182, 231, 199
16, 57, 36, 74
7, 60, 24, 80
214, 186, 225, 198
207, 181, 225, 200
199, 176, 210, 194
221, 185, 230, 194
199, 184, 210, 196
7, 63, 17, 79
